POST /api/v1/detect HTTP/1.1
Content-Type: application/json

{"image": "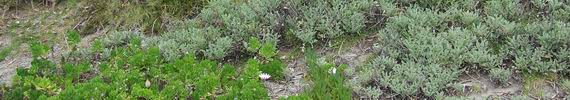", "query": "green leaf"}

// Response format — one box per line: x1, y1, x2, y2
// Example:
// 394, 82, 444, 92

260, 60, 284, 80
246, 37, 261, 52
259, 42, 277, 60
30, 41, 50, 58
66, 30, 81, 46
